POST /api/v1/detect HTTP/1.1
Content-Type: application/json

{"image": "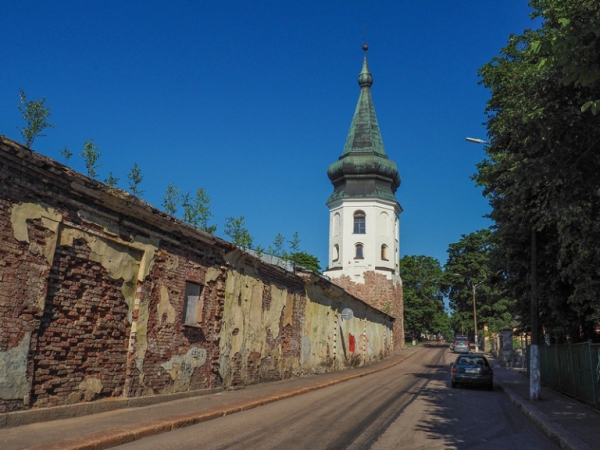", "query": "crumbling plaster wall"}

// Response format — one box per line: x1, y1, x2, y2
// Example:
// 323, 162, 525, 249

218, 255, 394, 387
331, 271, 404, 350
0, 137, 229, 411
0, 136, 394, 412
303, 277, 392, 369
219, 250, 304, 387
